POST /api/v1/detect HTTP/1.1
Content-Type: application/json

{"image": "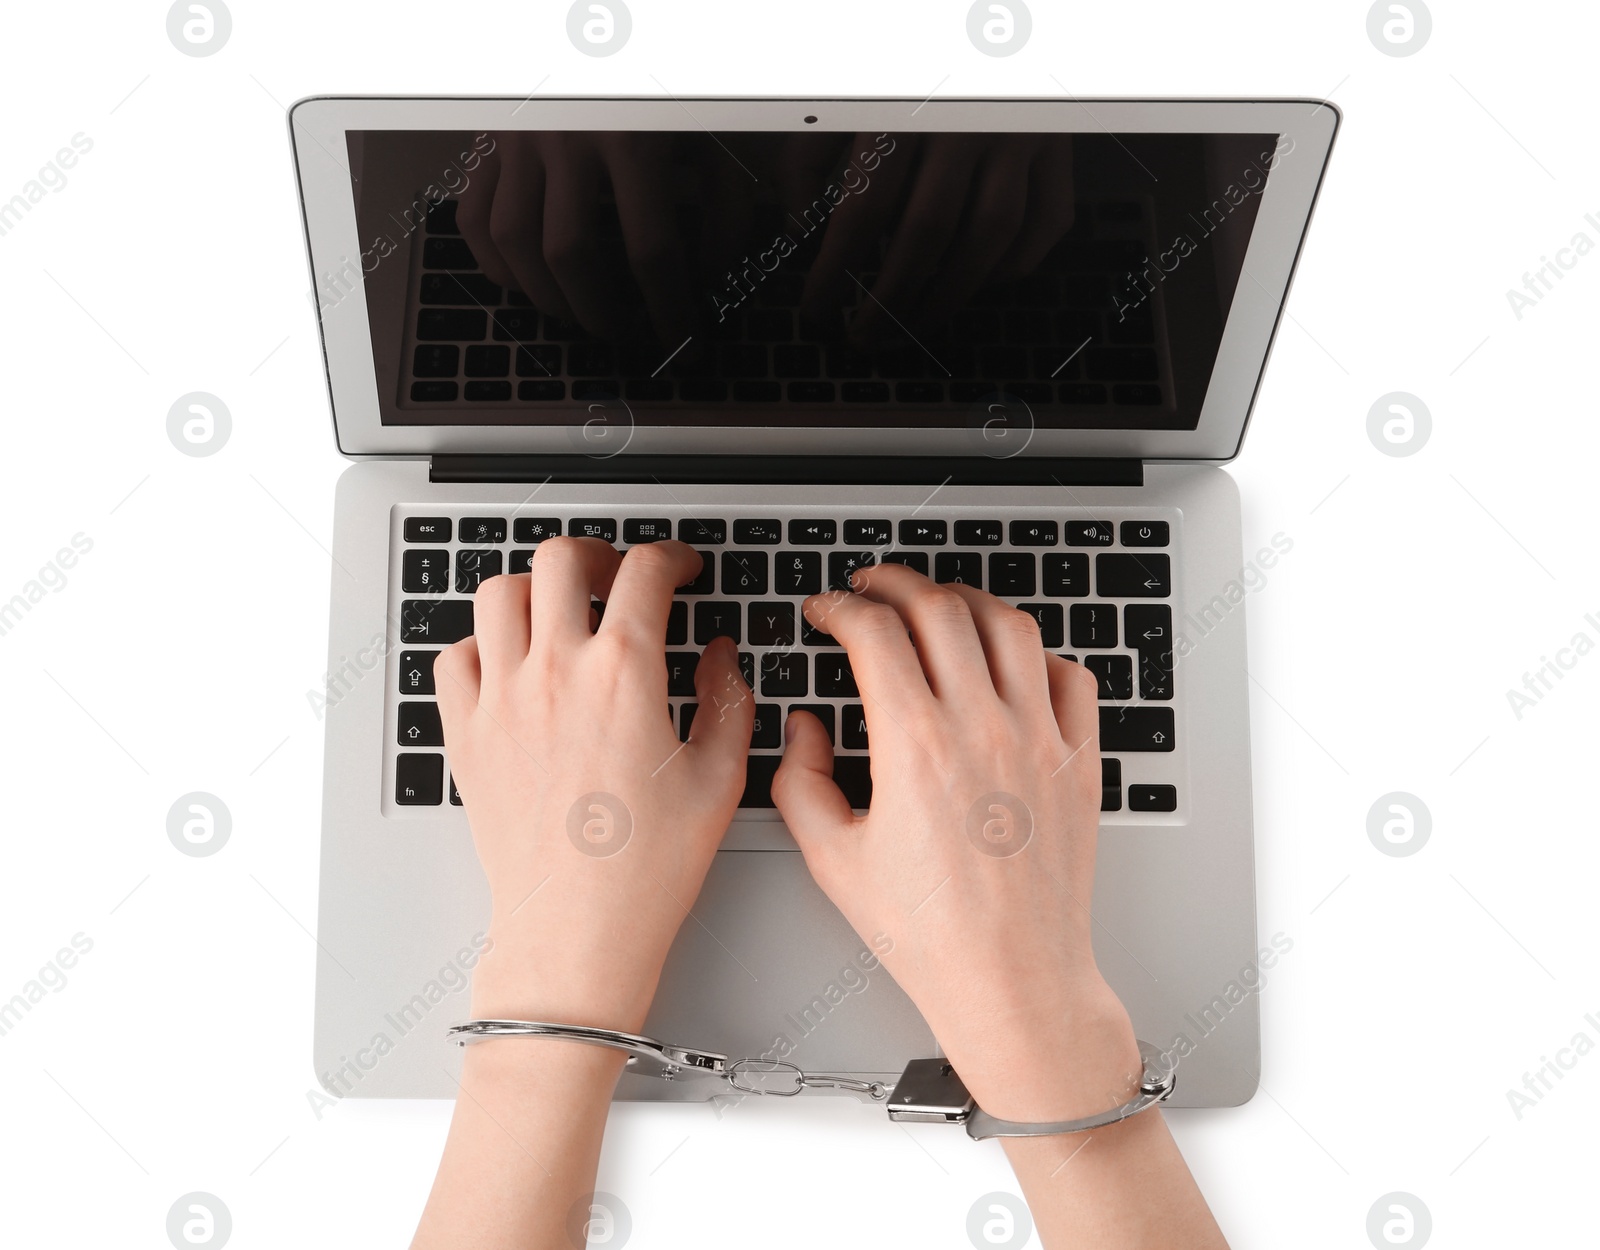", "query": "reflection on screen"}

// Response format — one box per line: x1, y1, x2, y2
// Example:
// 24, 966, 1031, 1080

332, 129, 1287, 431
